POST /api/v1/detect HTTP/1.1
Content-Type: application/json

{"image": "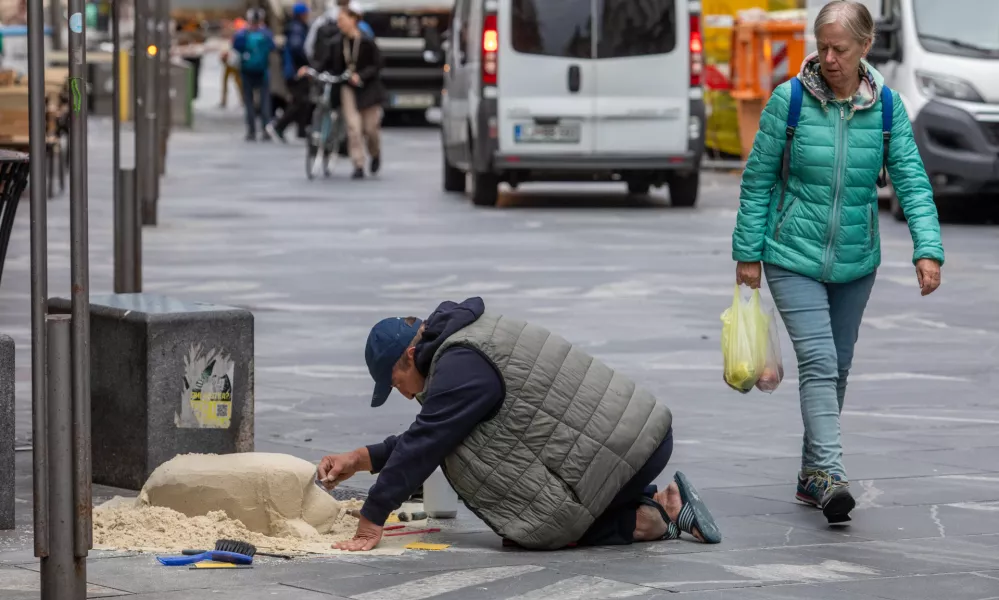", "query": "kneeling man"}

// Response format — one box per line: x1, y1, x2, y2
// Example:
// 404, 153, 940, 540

319, 297, 721, 551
